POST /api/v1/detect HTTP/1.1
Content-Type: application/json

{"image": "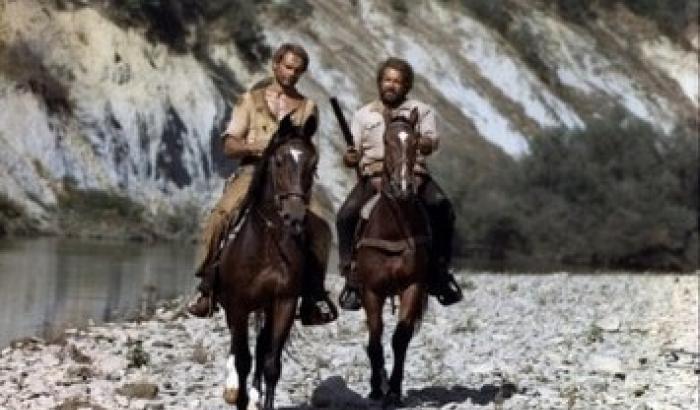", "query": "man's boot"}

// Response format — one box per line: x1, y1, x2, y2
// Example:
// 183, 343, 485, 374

427, 258, 463, 306
187, 263, 217, 317
338, 263, 362, 310
300, 291, 338, 326
299, 224, 339, 326
421, 181, 462, 306
299, 254, 339, 326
